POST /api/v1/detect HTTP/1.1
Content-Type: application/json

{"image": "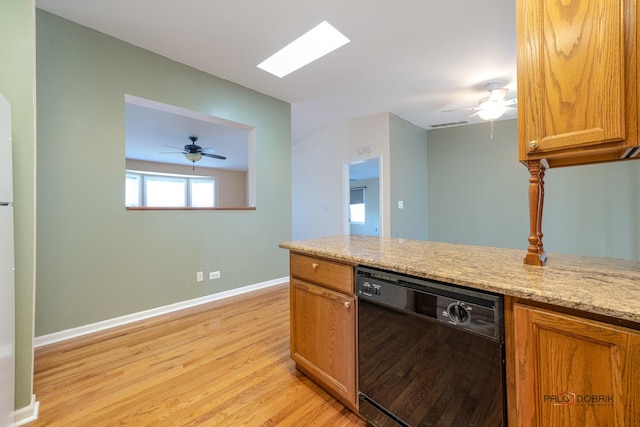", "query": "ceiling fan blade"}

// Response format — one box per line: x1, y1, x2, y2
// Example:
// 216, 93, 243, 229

202, 153, 227, 160
163, 144, 184, 150
442, 107, 478, 113
159, 151, 186, 154
503, 98, 517, 106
